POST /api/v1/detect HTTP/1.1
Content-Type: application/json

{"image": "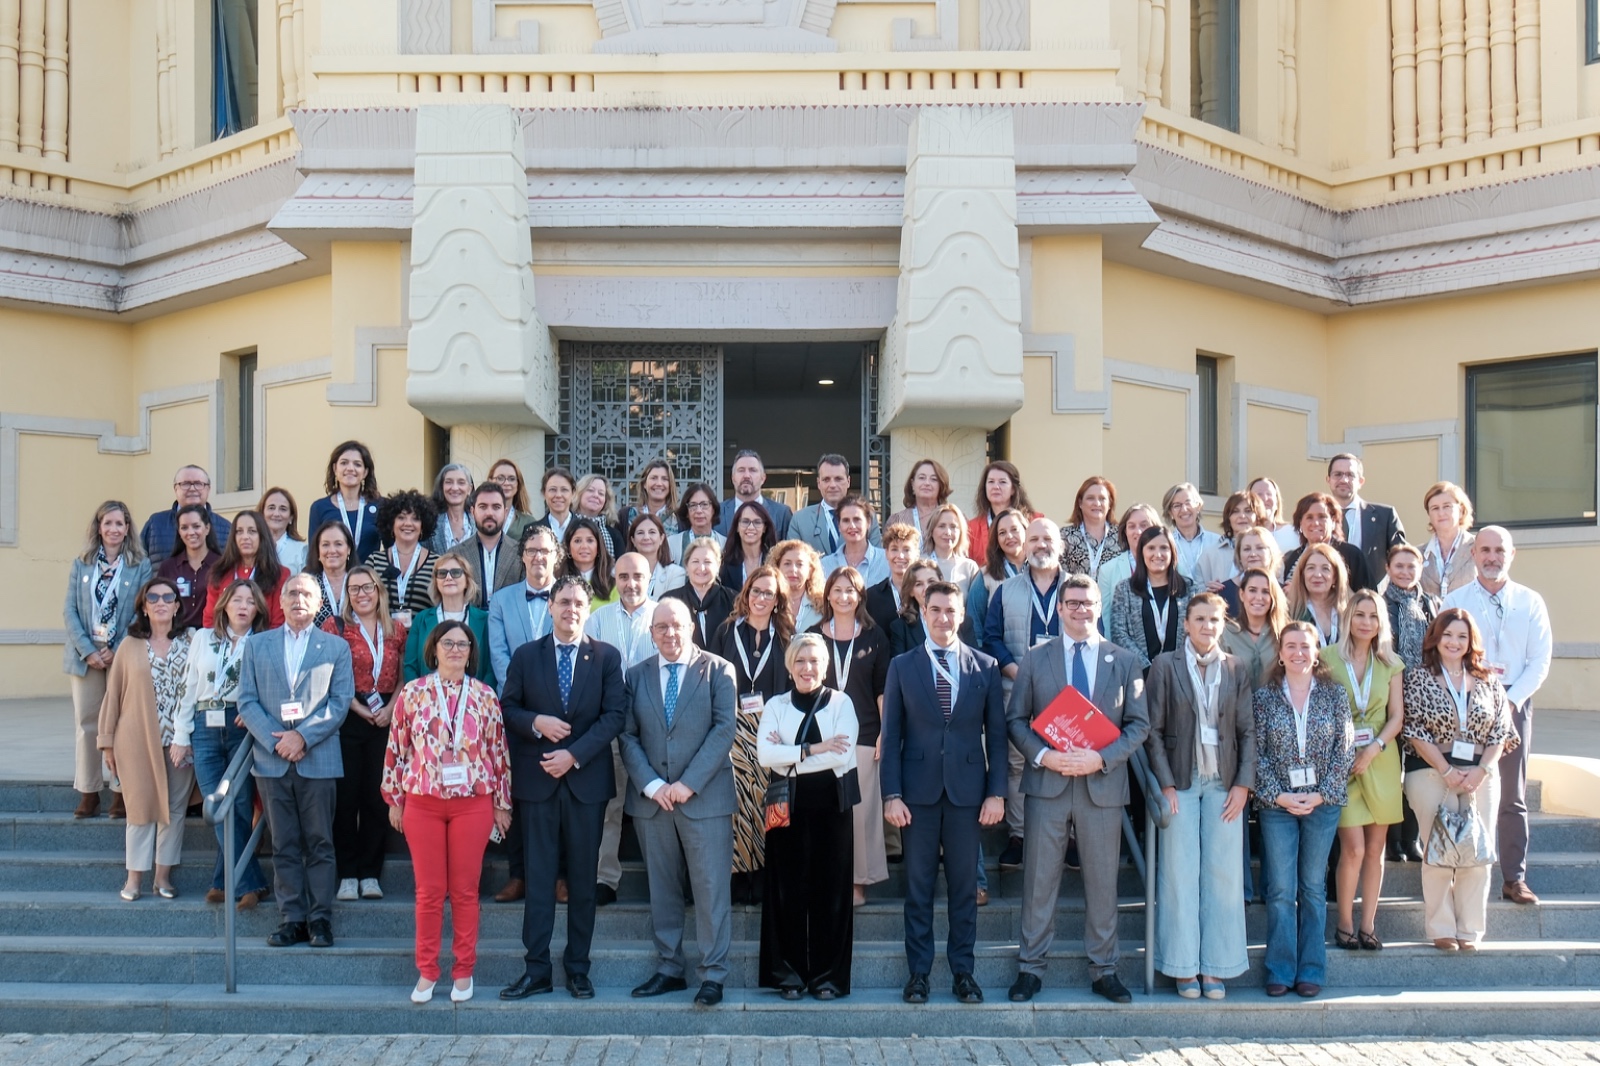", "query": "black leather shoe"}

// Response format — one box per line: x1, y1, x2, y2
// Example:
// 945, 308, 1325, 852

693, 981, 723, 1007
595, 884, 618, 906
998, 836, 1024, 869
266, 921, 308, 947
1091, 975, 1133, 1004
811, 984, 843, 1001
500, 974, 554, 1000
952, 972, 984, 1003
567, 973, 595, 999
903, 973, 930, 1003
1008, 973, 1041, 1002
308, 919, 334, 948
632, 973, 688, 997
